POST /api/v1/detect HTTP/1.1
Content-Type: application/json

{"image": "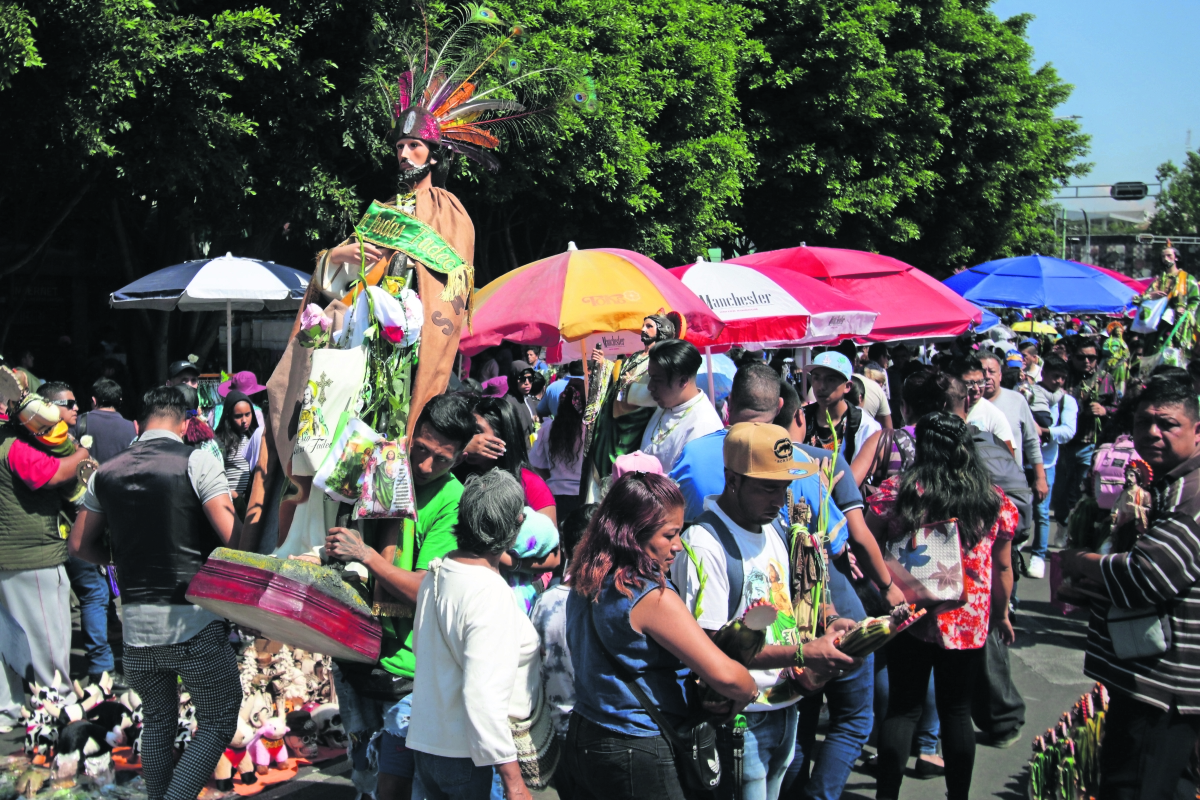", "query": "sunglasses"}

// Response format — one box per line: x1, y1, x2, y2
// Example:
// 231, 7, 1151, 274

962, 380, 985, 389
51, 398, 77, 410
